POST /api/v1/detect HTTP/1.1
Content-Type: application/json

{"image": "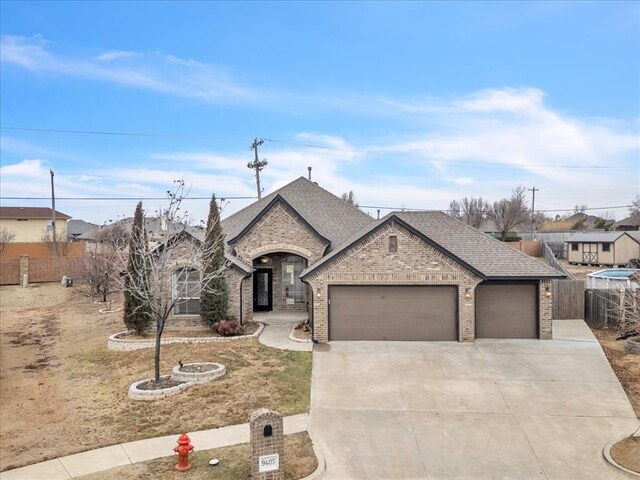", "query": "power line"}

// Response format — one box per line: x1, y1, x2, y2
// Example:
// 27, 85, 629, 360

2, 126, 635, 170
0, 196, 257, 200
358, 204, 632, 213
